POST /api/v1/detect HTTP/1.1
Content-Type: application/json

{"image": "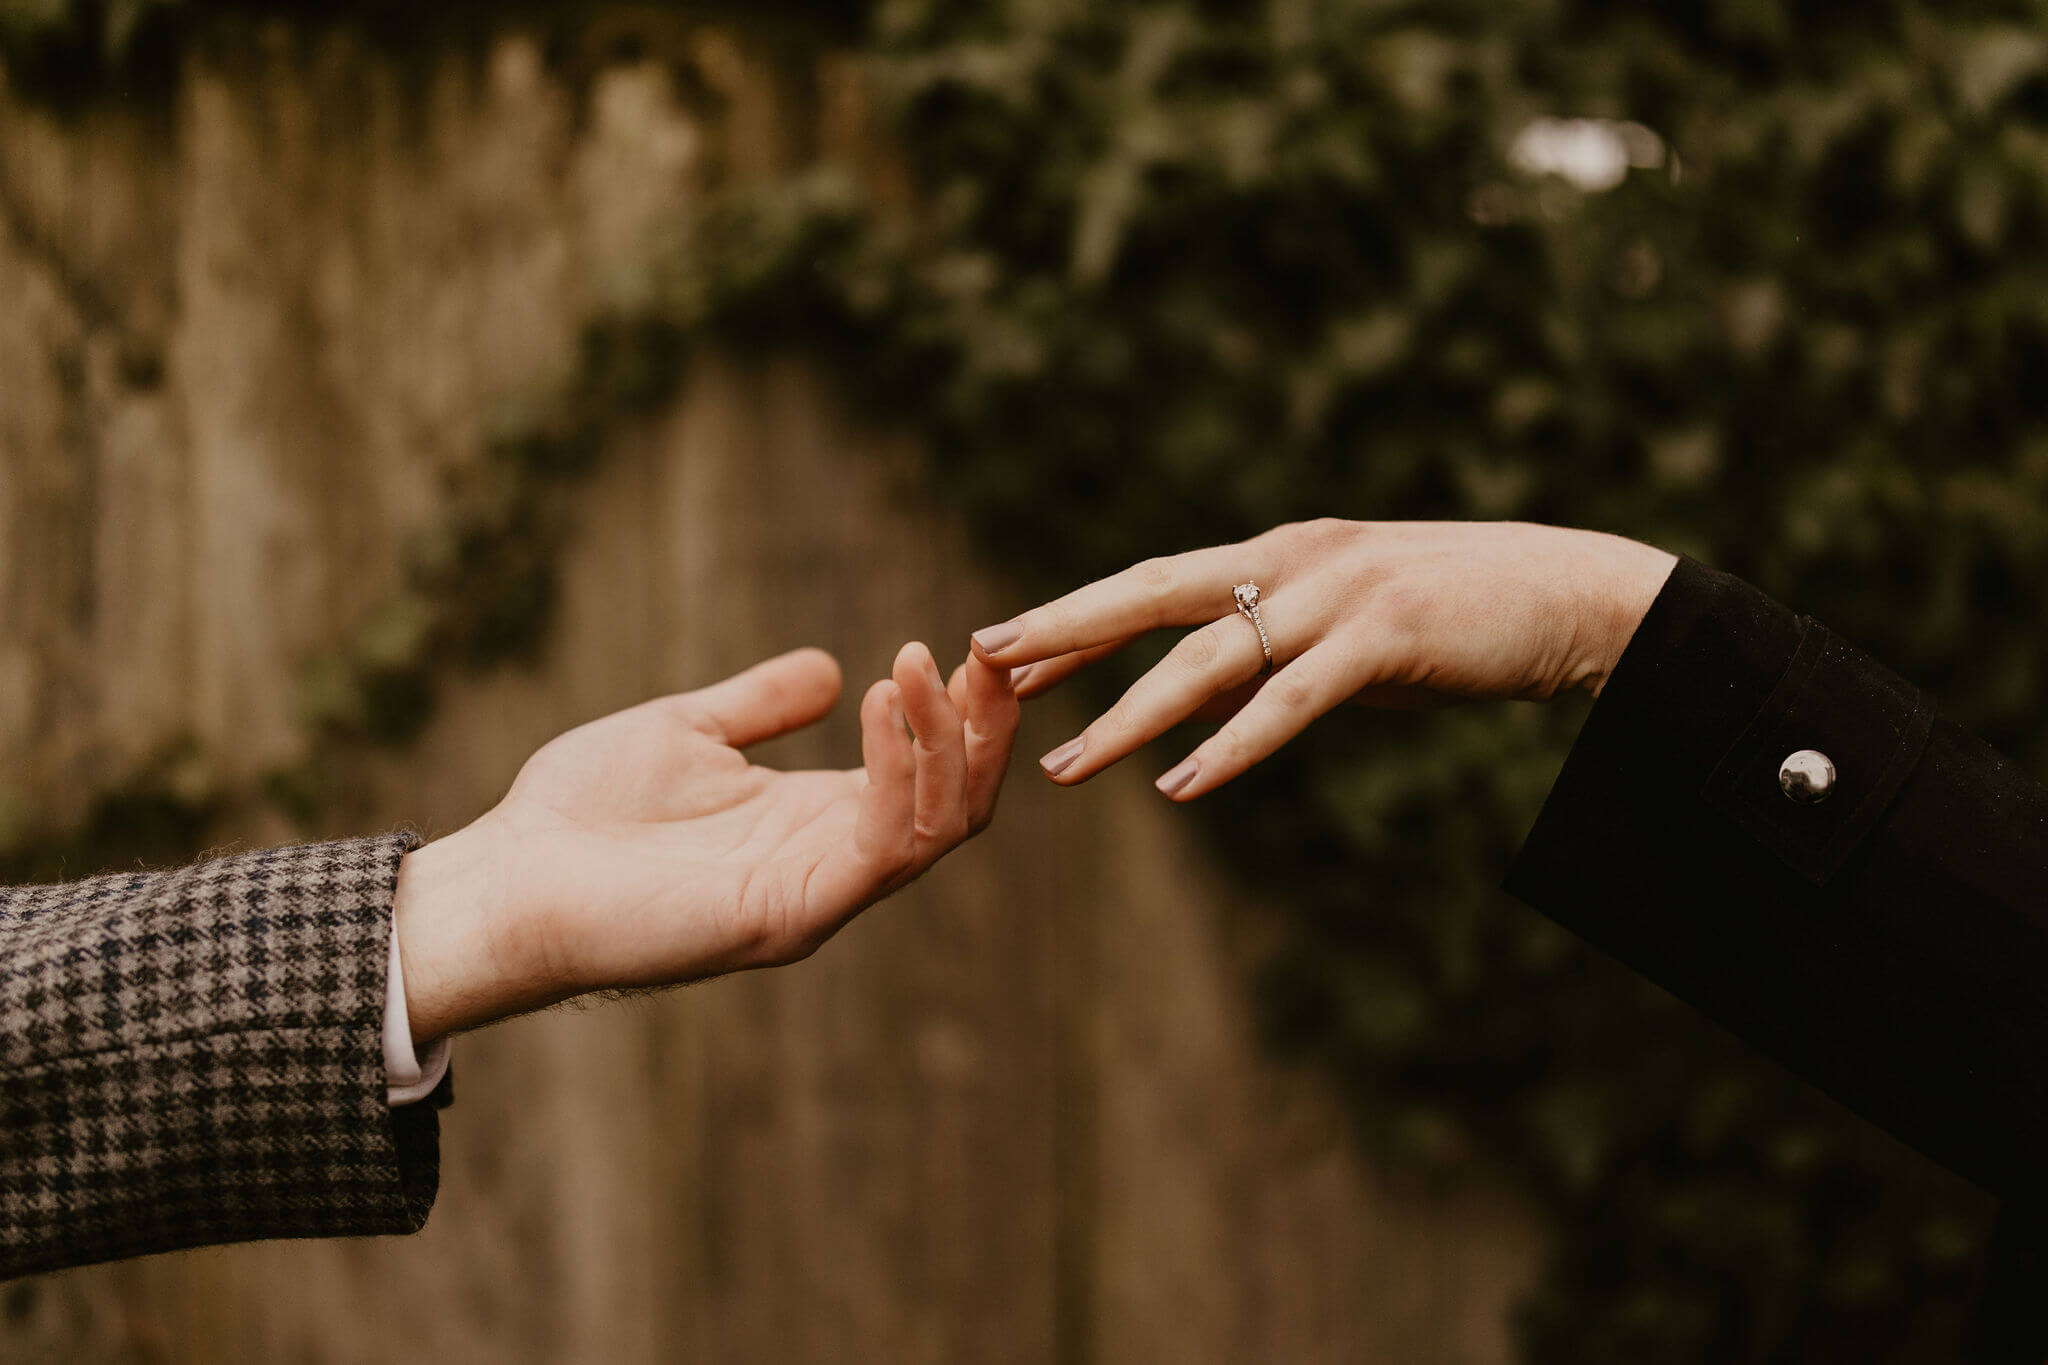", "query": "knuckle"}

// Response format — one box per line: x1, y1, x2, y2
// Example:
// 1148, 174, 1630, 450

1175, 624, 1223, 671
1037, 601, 1072, 644
1095, 700, 1135, 740
1136, 556, 1177, 592
1268, 516, 1349, 556
1248, 523, 1290, 554
1203, 727, 1247, 771
1272, 668, 1320, 711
